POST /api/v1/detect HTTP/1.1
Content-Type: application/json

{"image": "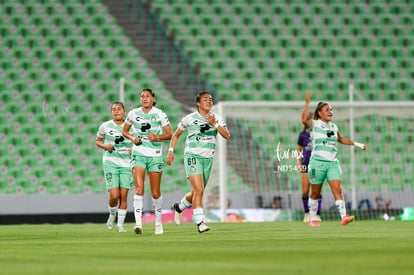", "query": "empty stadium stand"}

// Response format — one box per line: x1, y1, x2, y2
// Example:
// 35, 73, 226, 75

1, 0, 413, 197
